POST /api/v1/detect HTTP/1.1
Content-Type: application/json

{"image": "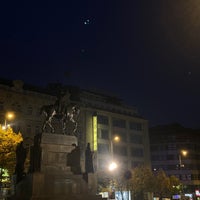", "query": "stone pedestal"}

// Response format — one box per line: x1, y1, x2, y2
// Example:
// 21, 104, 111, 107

31, 133, 85, 200
15, 133, 101, 200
